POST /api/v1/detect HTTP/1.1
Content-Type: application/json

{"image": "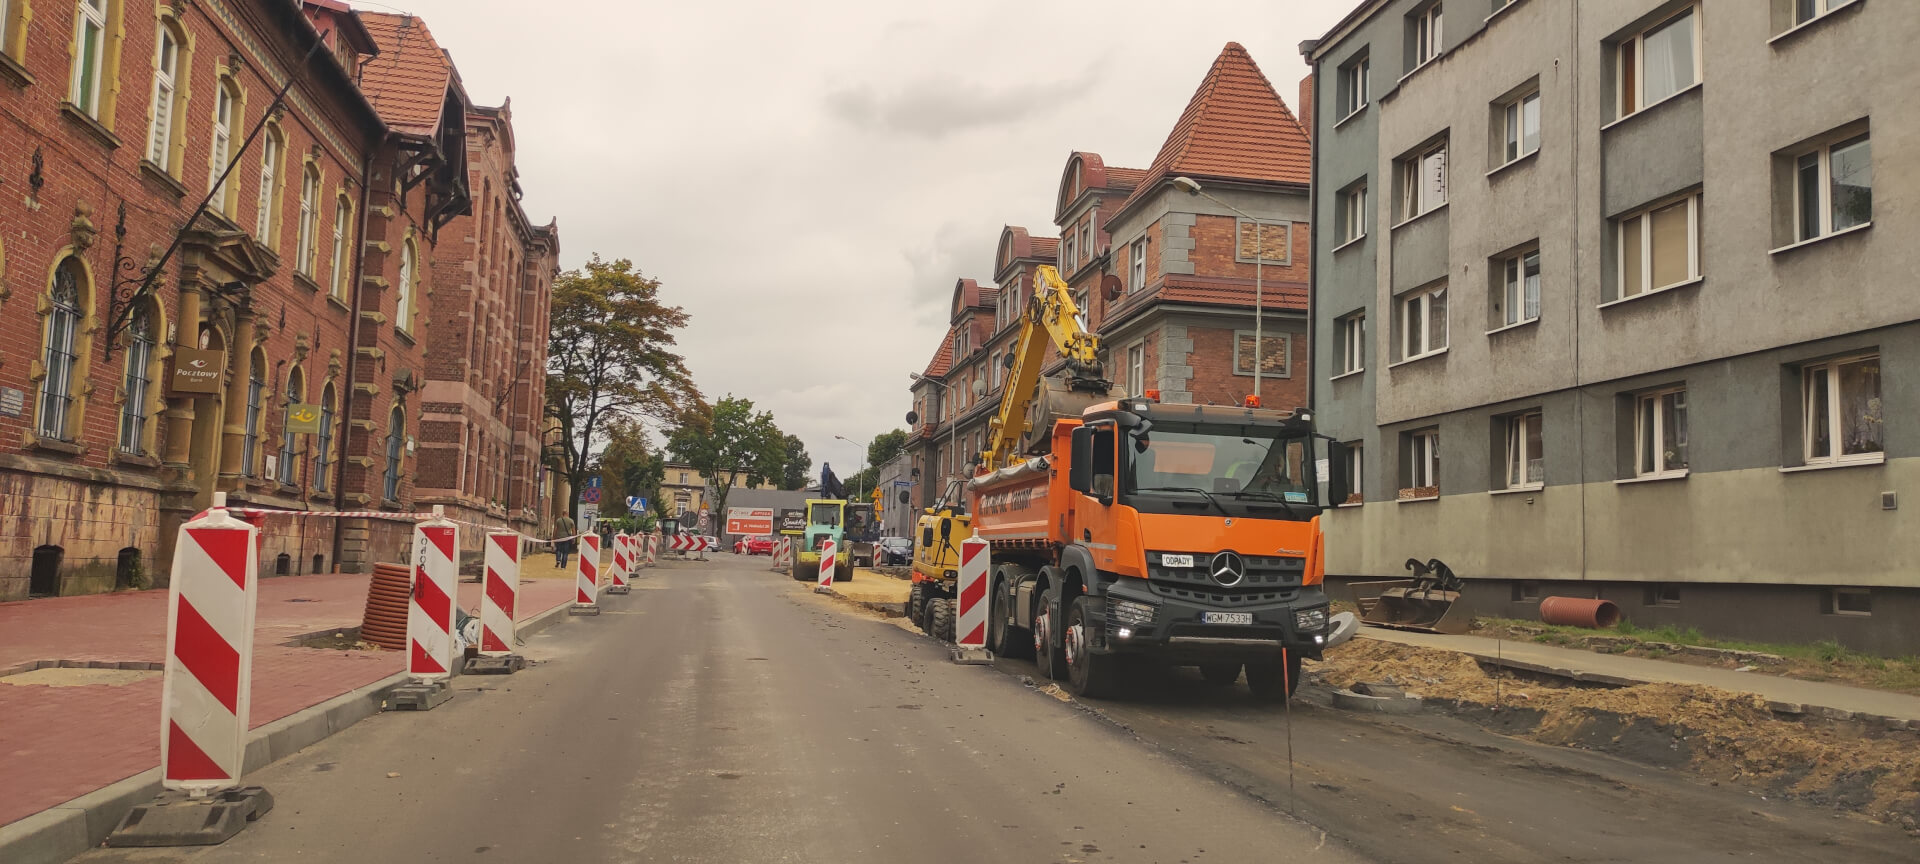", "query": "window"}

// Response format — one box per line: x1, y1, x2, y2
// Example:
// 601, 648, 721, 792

70, 0, 109, 115
1802, 354, 1881, 465
1396, 139, 1447, 222
1504, 411, 1544, 489
1078, 220, 1092, 265
1129, 237, 1148, 292
1238, 221, 1288, 263
1337, 54, 1370, 119
1403, 429, 1439, 496
1497, 247, 1540, 327
1795, 134, 1871, 242
1072, 287, 1089, 332
1062, 231, 1076, 273
117, 304, 155, 455
1830, 588, 1871, 616
296, 163, 320, 275
1502, 90, 1540, 164
1795, 0, 1857, 26
1634, 387, 1688, 478
1339, 183, 1367, 243
1646, 583, 1681, 606
1397, 282, 1447, 361
1235, 332, 1289, 377
1615, 193, 1699, 300
254, 126, 282, 240
1342, 442, 1364, 505
208, 79, 239, 214
330, 195, 353, 300
242, 350, 265, 476
1126, 342, 1145, 396
383, 406, 404, 501
1411, 2, 1443, 69
1617, 7, 1697, 118
1337, 312, 1365, 375
279, 367, 304, 486
37, 259, 84, 441
395, 237, 417, 332
146, 24, 180, 167
315, 384, 335, 493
